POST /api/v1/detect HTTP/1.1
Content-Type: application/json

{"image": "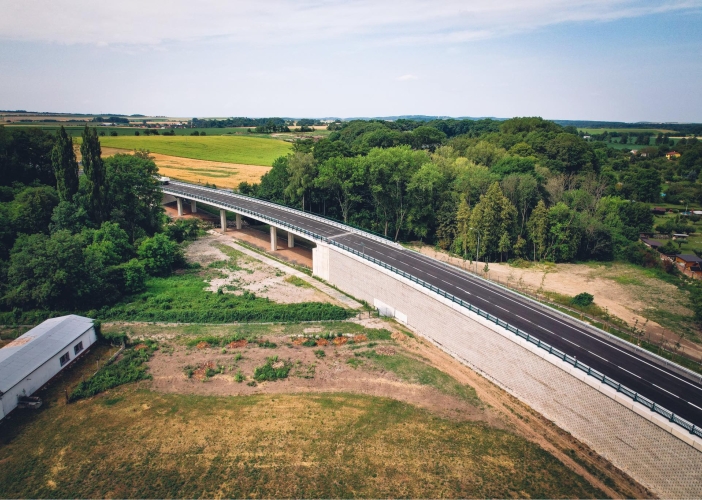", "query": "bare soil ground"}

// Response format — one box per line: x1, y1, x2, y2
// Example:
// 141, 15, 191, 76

164, 202, 314, 268
148, 333, 486, 423
79, 146, 271, 188
183, 235, 338, 306
110, 319, 650, 499
412, 243, 702, 360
